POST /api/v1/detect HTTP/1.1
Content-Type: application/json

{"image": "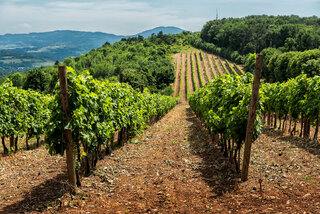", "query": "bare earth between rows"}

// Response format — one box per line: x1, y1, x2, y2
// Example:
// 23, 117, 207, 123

1, 105, 320, 213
